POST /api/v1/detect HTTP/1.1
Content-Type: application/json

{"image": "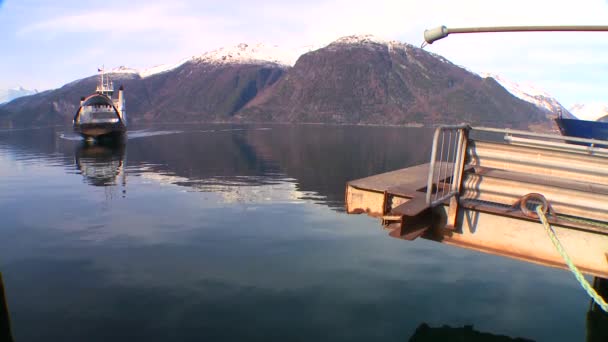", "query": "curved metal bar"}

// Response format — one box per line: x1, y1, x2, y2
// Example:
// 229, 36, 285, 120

424, 25, 608, 44
426, 124, 470, 205
73, 94, 122, 124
